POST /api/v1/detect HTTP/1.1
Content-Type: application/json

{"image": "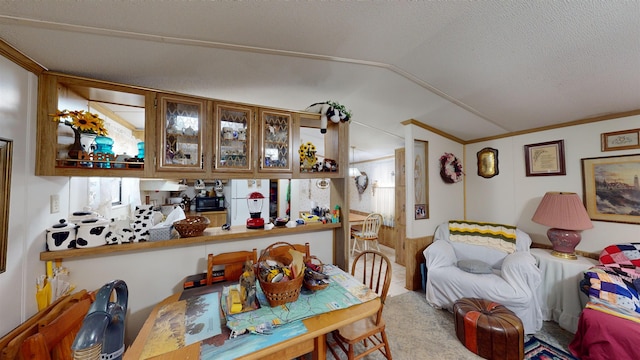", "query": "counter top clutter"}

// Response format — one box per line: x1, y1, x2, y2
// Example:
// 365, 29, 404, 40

44, 204, 184, 252
41, 219, 340, 261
